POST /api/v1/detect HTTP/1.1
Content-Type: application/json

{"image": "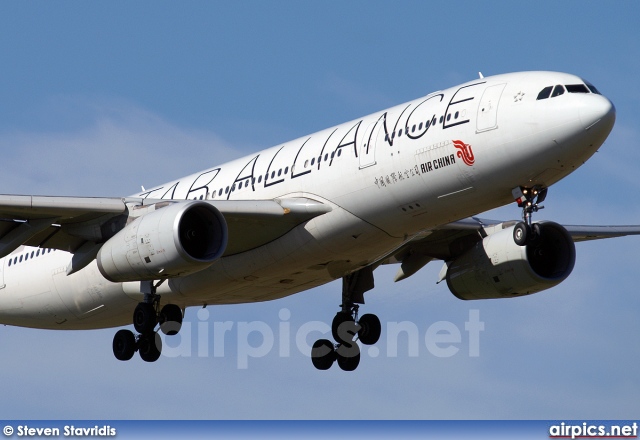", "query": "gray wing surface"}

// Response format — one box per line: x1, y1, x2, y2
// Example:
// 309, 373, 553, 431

381, 217, 640, 282
0, 194, 331, 262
